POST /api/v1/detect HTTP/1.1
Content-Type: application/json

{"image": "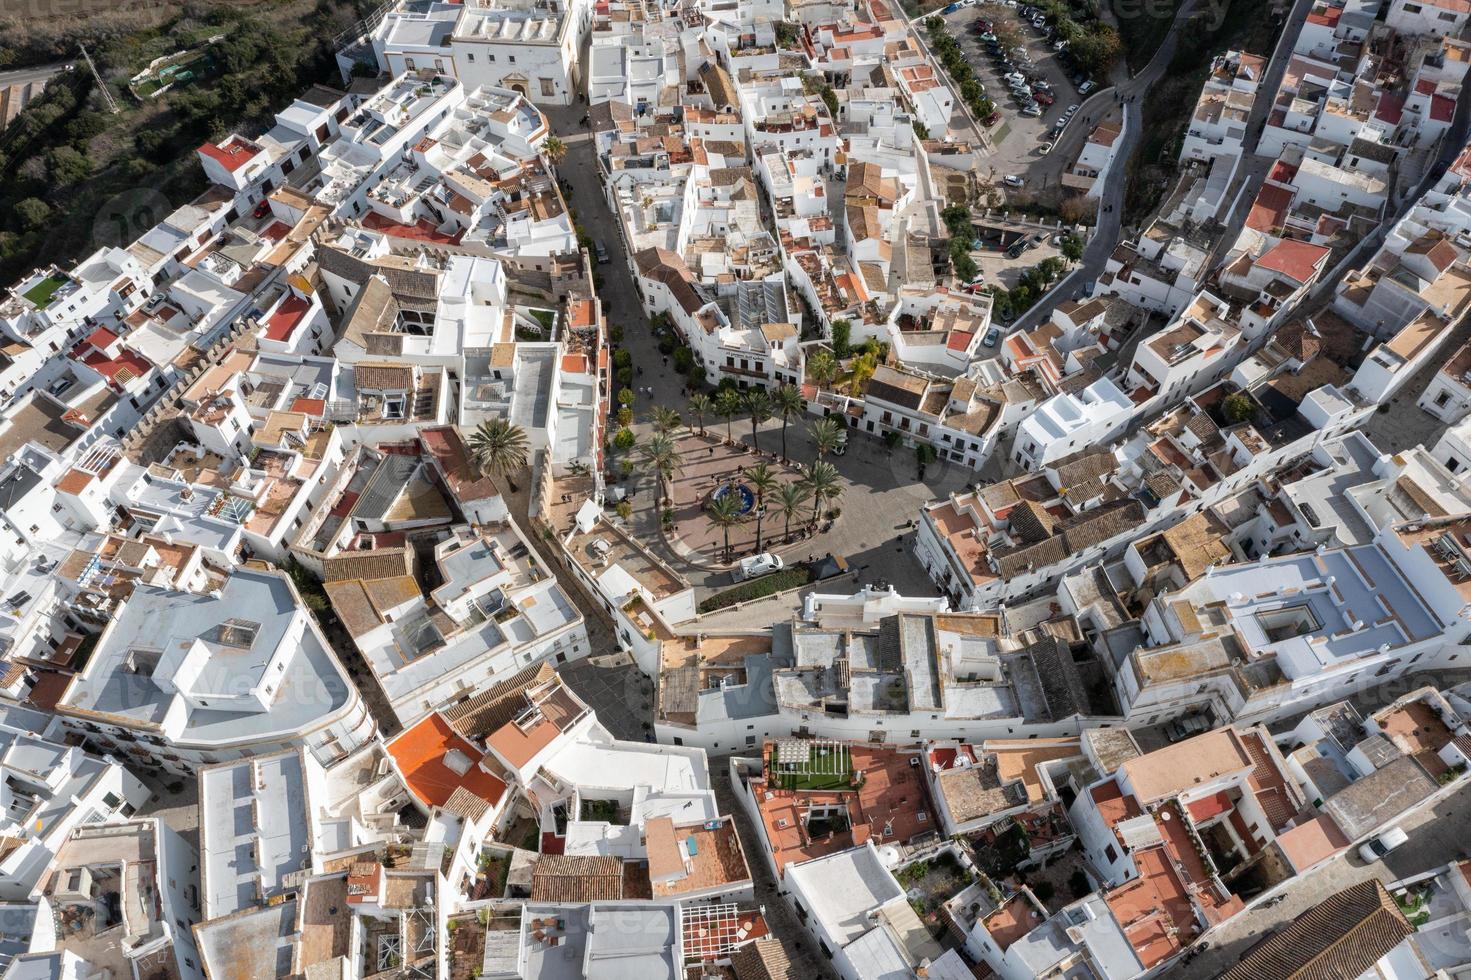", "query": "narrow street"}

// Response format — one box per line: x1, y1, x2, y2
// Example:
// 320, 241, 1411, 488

713, 763, 842, 980
1163, 779, 1471, 980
